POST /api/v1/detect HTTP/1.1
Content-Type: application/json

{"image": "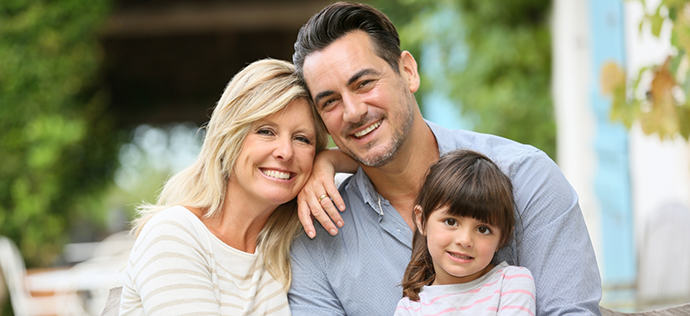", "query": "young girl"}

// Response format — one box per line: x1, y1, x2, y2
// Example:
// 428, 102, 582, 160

395, 149, 536, 316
